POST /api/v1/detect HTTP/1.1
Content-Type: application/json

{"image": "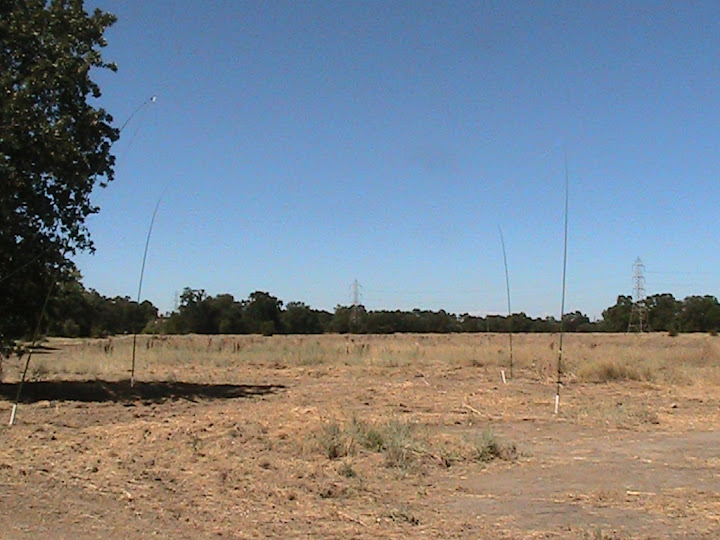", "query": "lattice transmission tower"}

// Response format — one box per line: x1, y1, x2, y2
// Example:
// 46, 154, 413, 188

627, 257, 648, 332
350, 279, 362, 327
